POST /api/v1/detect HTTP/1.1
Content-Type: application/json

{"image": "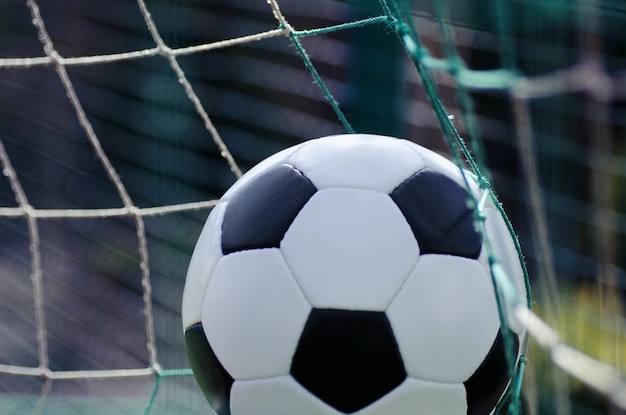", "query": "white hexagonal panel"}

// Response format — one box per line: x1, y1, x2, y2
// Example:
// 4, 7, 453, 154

281, 189, 420, 311
357, 378, 467, 415
387, 254, 500, 383
290, 134, 424, 193
231, 375, 341, 415
181, 202, 227, 329
203, 248, 311, 380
